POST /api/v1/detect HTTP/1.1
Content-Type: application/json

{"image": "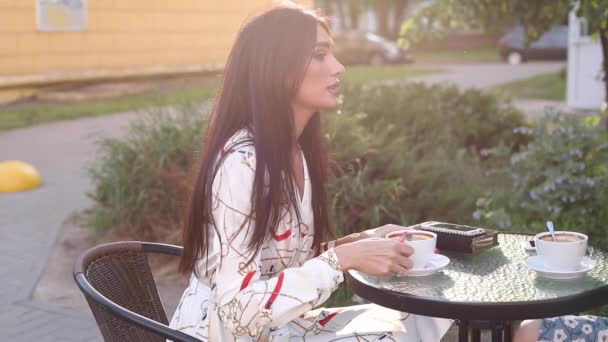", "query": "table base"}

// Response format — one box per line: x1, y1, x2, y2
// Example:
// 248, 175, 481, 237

457, 320, 514, 342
